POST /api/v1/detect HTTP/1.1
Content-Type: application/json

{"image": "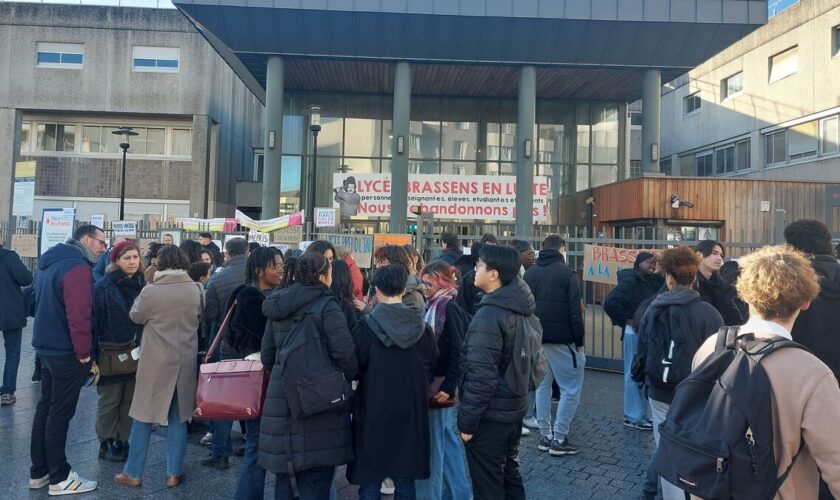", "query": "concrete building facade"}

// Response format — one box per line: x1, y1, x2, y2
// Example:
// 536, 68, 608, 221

0, 2, 263, 225
659, 0, 840, 182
